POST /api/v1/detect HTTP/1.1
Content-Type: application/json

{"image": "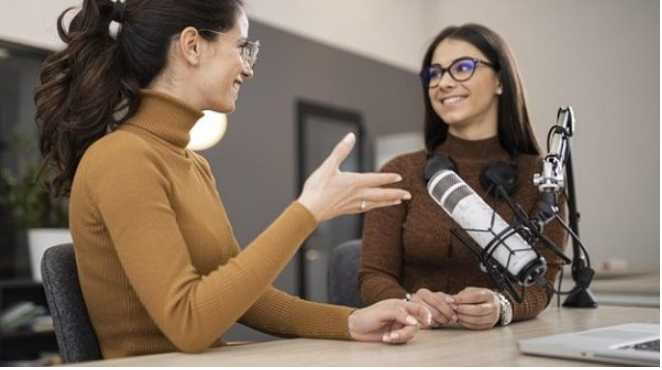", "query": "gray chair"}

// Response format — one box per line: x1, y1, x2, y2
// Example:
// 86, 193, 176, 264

327, 239, 365, 307
41, 243, 102, 363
